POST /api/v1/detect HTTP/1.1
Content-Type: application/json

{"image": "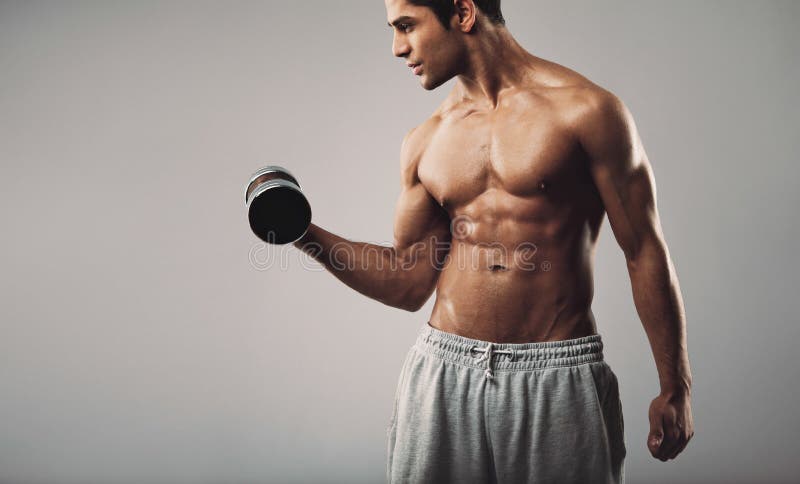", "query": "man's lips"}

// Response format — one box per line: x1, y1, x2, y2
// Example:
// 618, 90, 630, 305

407, 62, 422, 75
